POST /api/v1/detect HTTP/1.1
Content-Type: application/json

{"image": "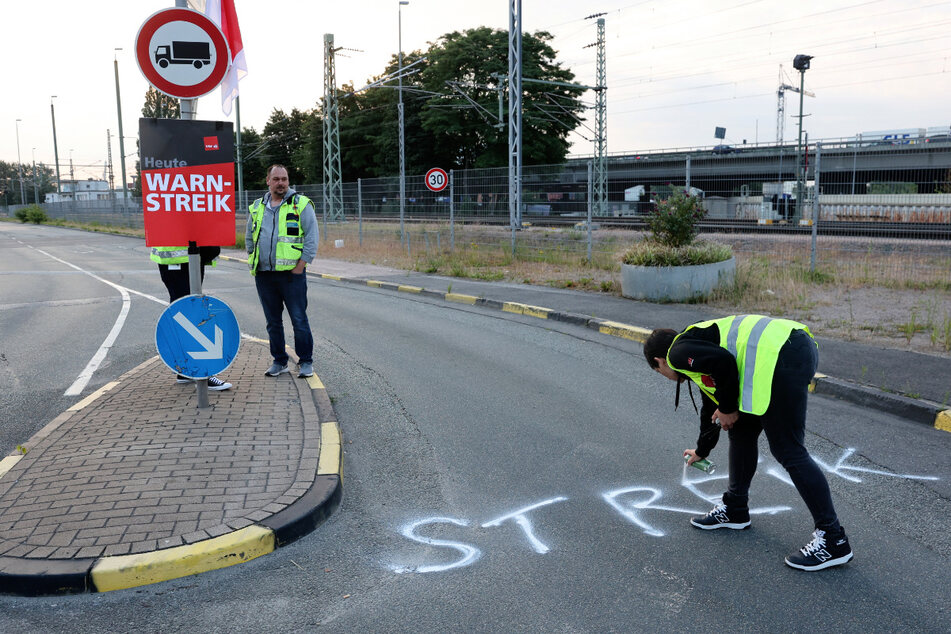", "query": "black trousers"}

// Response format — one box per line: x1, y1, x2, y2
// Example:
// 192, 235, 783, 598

158, 263, 205, 303
723, 330, 842, 533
